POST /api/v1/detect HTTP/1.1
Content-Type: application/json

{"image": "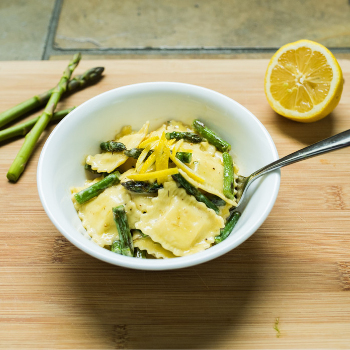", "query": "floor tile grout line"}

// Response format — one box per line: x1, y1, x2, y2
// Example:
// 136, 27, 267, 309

47, 46, 350, 57
46, 47, 350, 57
42, 0, 64, 60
